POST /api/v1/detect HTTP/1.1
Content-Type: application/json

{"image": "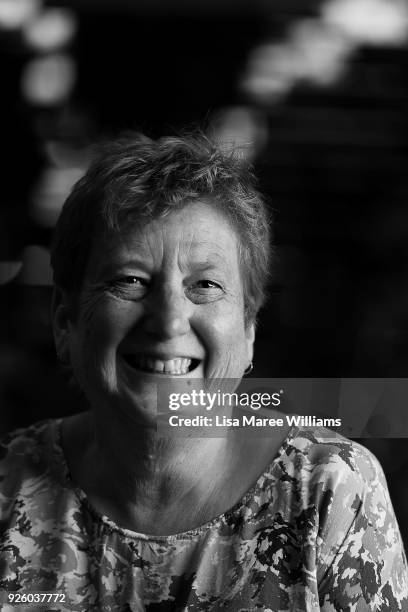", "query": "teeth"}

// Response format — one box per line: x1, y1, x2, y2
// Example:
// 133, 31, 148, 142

147, 357, 161, 372
164, 358, 179, 374
128, 356, 193, 375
